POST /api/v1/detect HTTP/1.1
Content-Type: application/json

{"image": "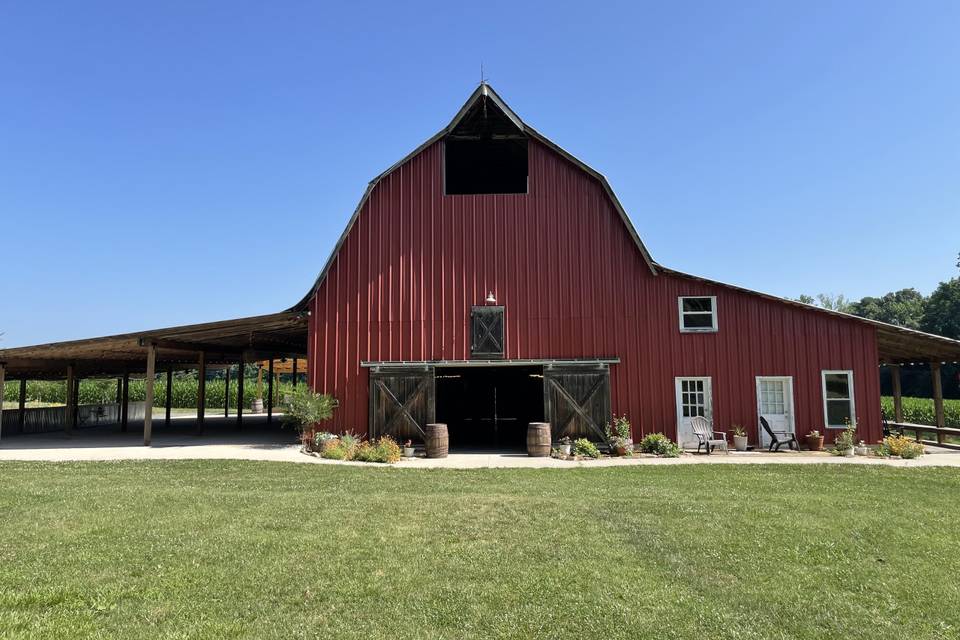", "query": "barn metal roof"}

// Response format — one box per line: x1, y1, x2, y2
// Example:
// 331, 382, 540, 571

289, 82, 659, 311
